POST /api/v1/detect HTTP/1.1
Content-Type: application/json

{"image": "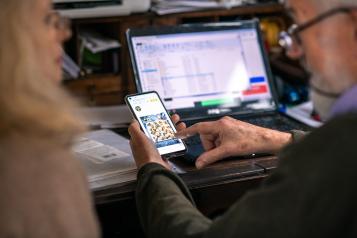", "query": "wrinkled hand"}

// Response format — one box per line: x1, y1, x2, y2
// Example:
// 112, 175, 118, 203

176, 116, 292, 169
128, 114, 185, 170
171, 114, 187, 132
